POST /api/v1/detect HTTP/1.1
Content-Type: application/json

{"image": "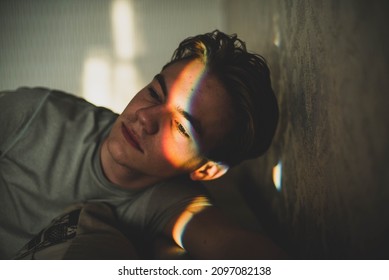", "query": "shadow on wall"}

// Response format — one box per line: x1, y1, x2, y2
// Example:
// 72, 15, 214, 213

218, 0, 389, 259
